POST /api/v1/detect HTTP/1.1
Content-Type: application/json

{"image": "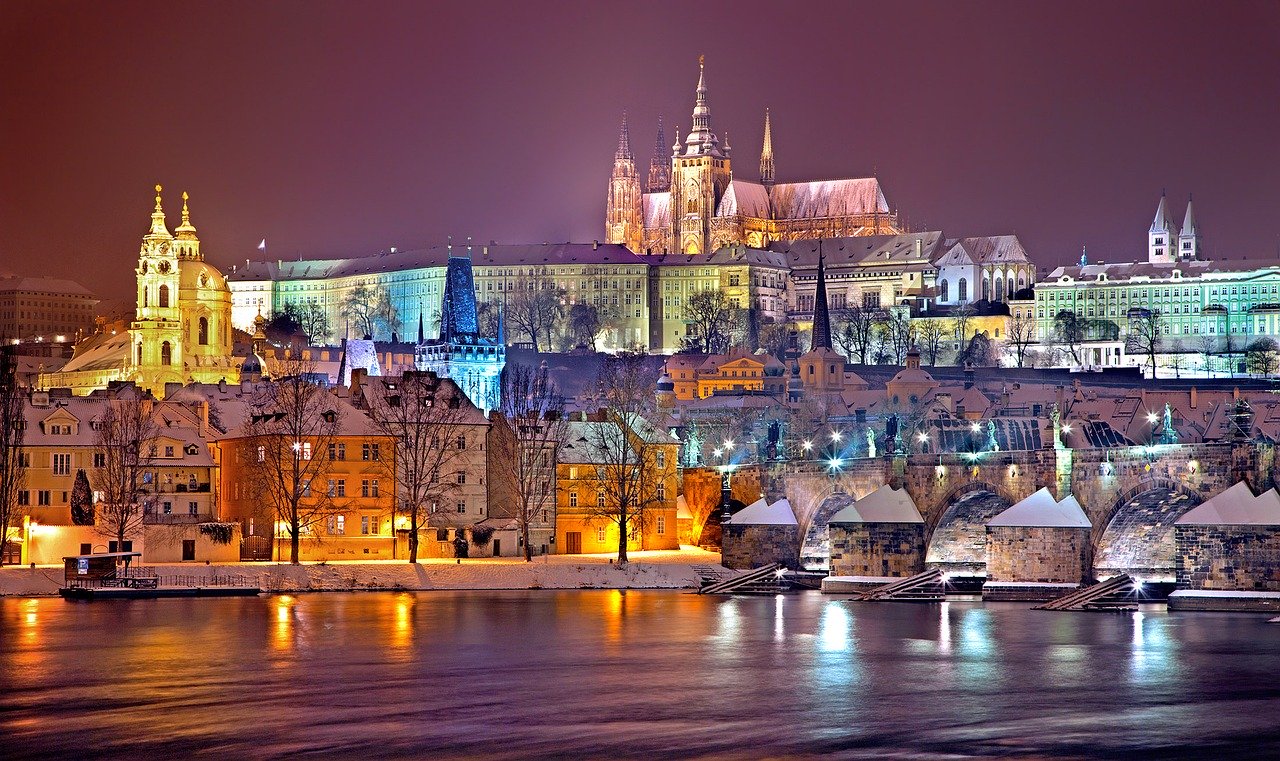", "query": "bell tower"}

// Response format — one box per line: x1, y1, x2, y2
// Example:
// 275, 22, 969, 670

669, 56, 732, 255
131, 185, 185, 392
